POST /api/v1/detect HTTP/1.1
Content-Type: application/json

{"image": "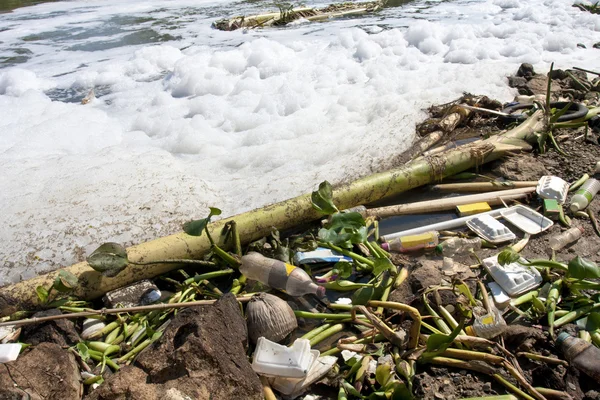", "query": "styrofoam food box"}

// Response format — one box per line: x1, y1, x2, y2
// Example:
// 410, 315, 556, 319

252, 337, 316, 378
466, 214, 516, 243
536, 176, 568, 204
482, 255, 542, 297
501, 205, 554, 235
